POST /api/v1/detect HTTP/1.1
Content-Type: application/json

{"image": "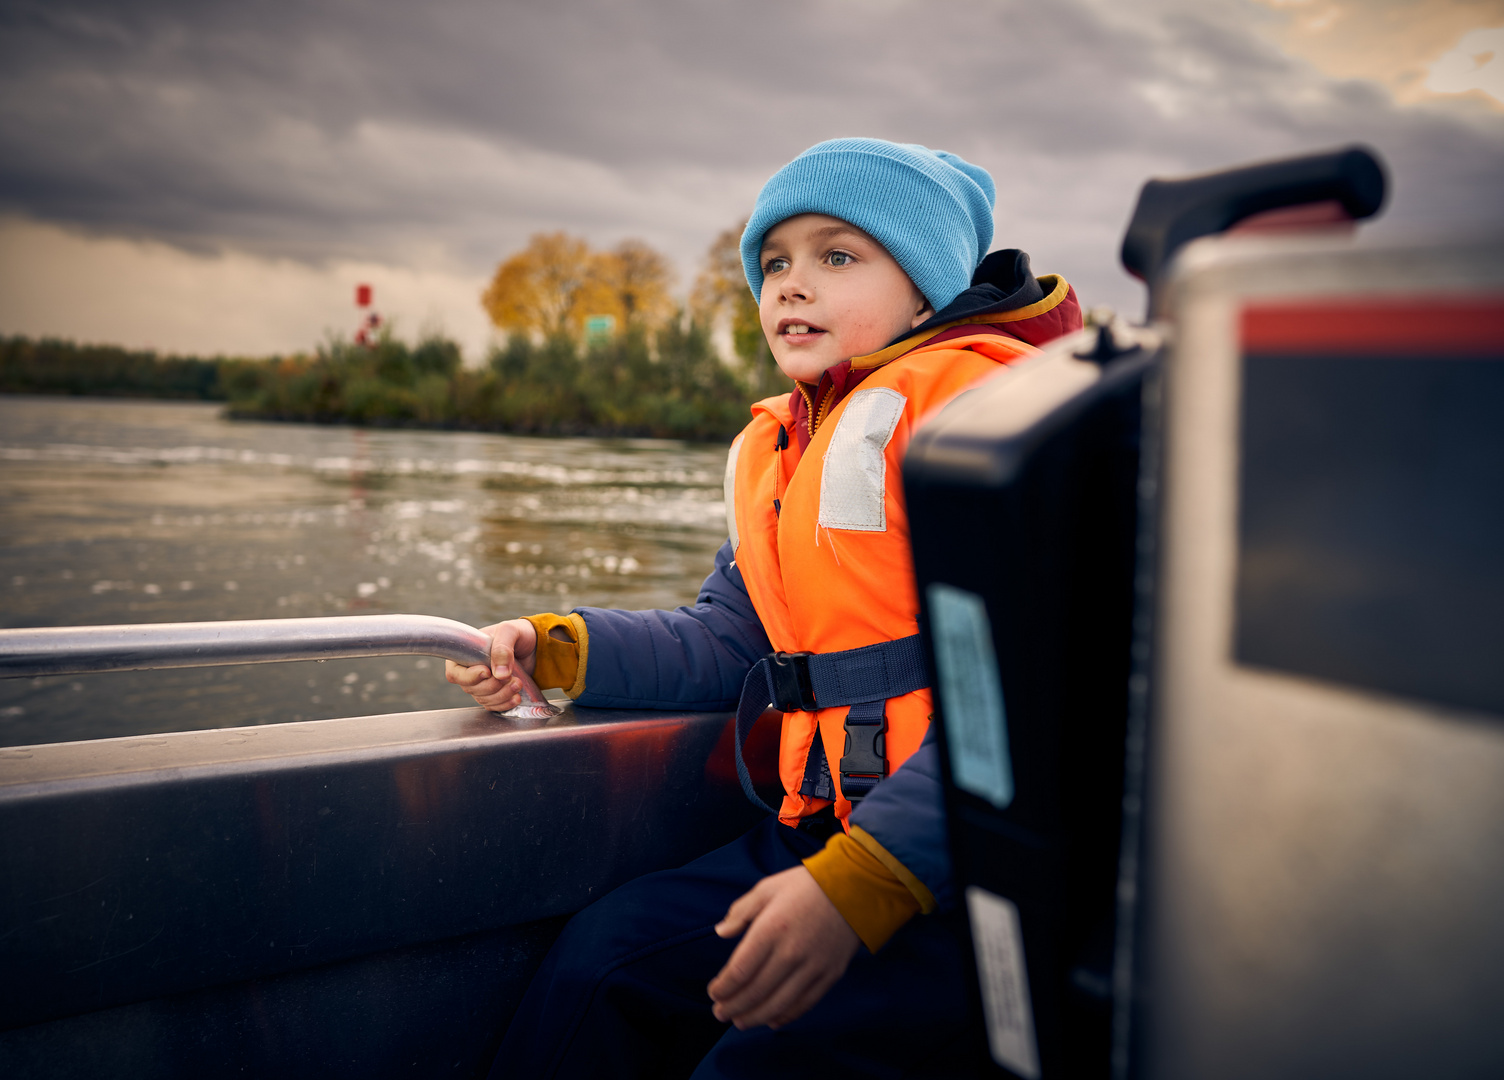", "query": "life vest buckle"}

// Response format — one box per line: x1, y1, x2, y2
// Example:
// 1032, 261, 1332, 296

767, 651, 817, 712
839, 702, 889, 804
